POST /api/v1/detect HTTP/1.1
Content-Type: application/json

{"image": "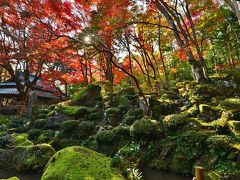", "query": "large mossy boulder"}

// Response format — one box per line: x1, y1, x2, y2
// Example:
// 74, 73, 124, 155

198, 104, 221, 122
105, 107, 124, 126
60, 120, 80, 132
41, 146, 124, 180
228, 121, 240, 139
10, 133, 33, 147
2, 177, 20, 180
57, 106, 91, 119
96, 126, 130, 155
0, 144, 55, 172
130, 117, 162, 139
163, 112, 189, 132
123, 108, 143, 125
104, 87, 138, 109
219, 98, 240, 111
71, 84, 102, 107
149, 97, 178, 119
